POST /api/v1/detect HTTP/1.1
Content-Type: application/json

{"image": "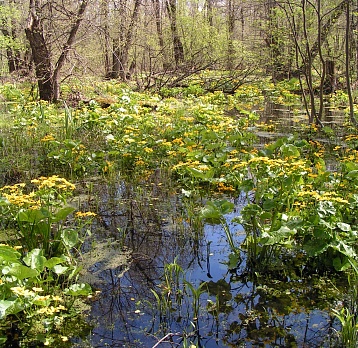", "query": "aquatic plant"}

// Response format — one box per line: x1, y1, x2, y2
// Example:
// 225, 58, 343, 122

0, 244, 92, 346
